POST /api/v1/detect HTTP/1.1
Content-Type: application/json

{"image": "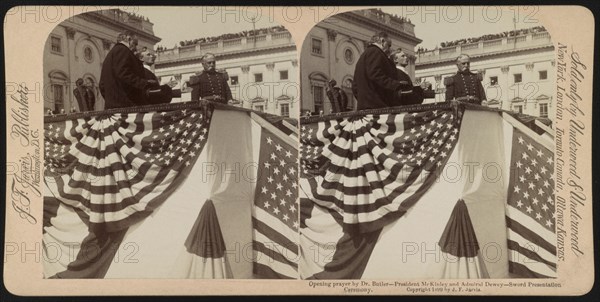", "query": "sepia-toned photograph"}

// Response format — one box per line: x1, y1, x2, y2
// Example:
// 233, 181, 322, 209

41, 7, 299, 279
299, 7, 557, 280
